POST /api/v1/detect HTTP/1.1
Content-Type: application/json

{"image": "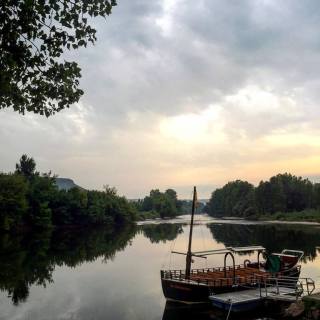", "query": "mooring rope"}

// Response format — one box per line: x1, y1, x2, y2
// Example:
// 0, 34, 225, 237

225, 299, 233, 320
